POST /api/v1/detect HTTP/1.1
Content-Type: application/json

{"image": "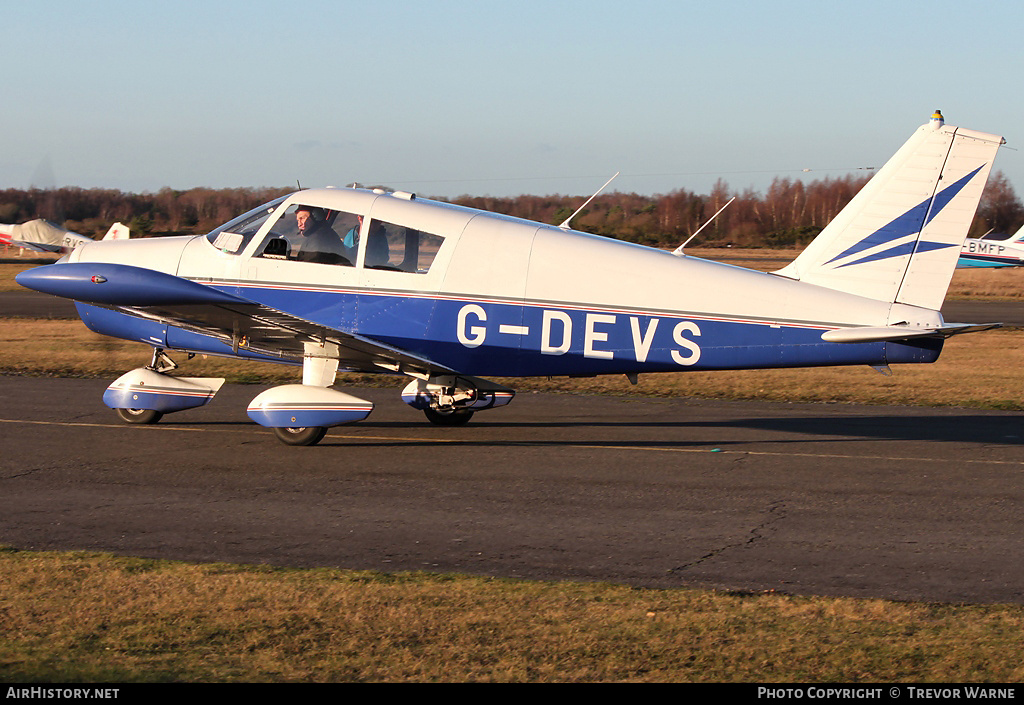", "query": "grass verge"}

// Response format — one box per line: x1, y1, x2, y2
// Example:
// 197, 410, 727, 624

2, 548, 1023, 683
